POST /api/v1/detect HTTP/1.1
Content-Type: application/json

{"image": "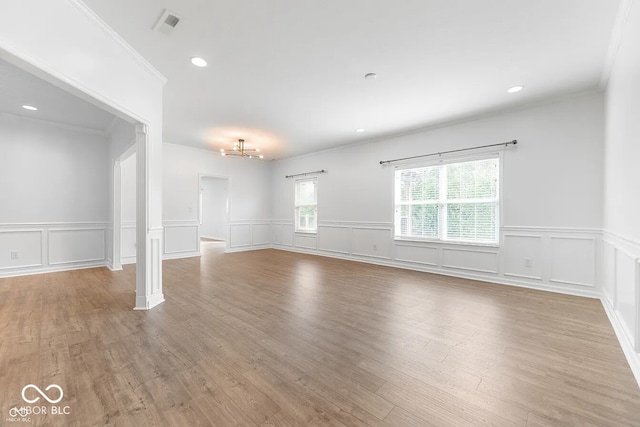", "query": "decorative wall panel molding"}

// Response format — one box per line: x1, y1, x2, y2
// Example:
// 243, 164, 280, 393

599, 230, 640, 387
48, 228, 106, 265
0, 222, 108, 277
271, 222, 602, 298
